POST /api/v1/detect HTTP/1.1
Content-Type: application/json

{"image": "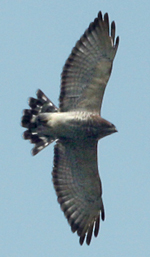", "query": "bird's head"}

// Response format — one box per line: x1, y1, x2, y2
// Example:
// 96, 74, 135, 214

98, 118, 118, 139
